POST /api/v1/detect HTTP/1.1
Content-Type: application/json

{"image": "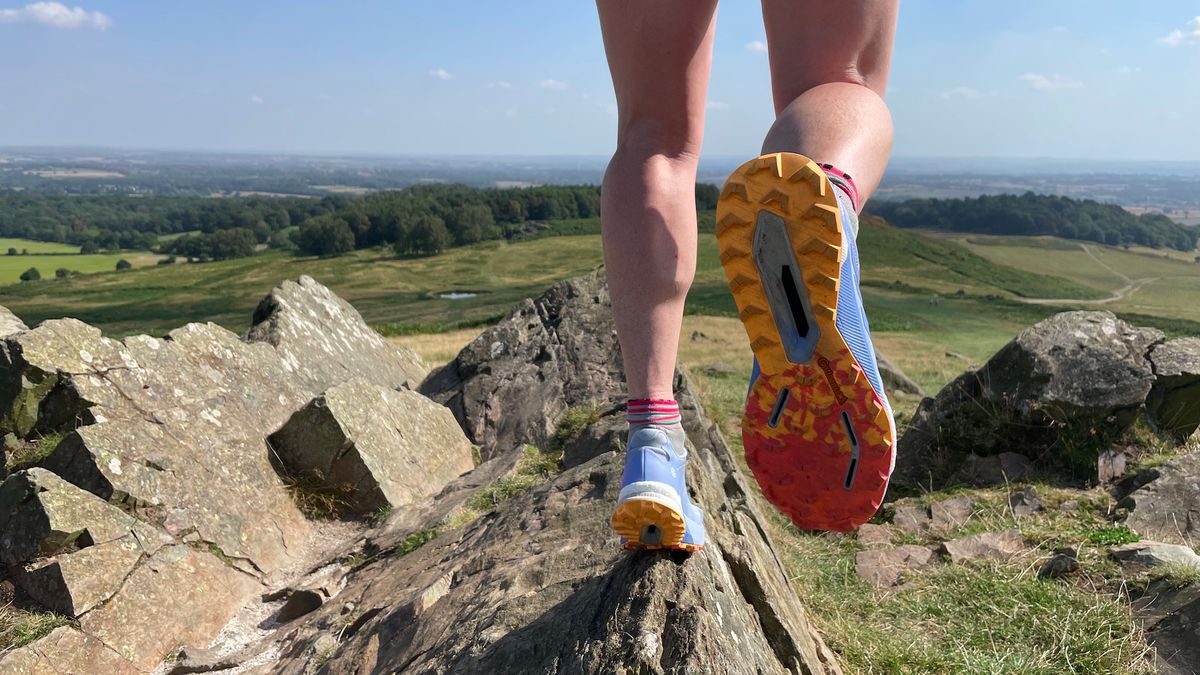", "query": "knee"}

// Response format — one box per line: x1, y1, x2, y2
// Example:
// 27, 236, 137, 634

772, 67, 878, 116
614, 115, 703, 166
